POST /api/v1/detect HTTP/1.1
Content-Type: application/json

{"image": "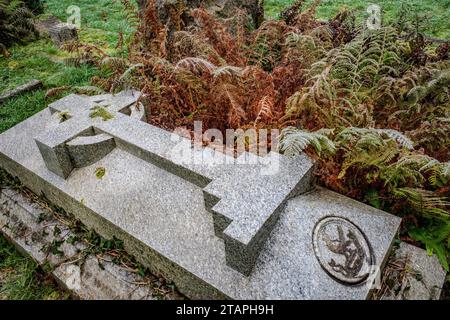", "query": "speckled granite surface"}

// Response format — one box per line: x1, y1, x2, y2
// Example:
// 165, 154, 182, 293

0, 93, 403, 299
